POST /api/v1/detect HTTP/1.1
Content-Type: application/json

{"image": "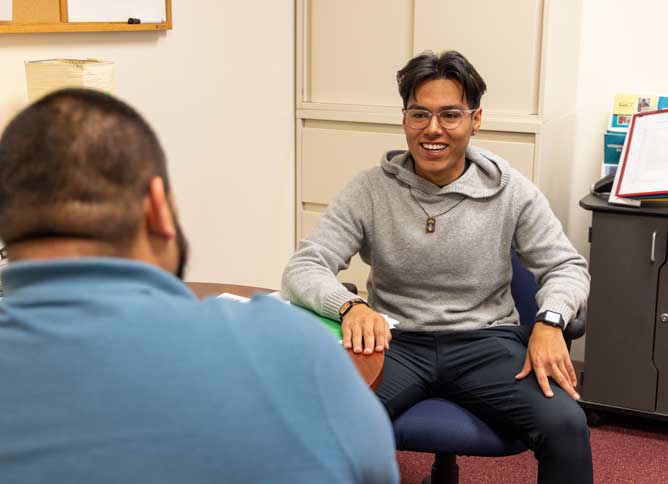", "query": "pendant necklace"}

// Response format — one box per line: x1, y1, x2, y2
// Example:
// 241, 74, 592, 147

409, 188, 466, 234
